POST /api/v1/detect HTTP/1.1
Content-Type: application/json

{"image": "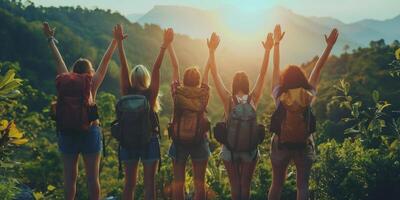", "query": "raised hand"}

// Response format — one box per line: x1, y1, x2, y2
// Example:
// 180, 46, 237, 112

207, 32, 220, 52
274, 24, 285, 44
113, 24, 128, 42
163, 28, 174, 48
262, 33, 274, 50
325, 28, 339, 48
42, 22, 55, 38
